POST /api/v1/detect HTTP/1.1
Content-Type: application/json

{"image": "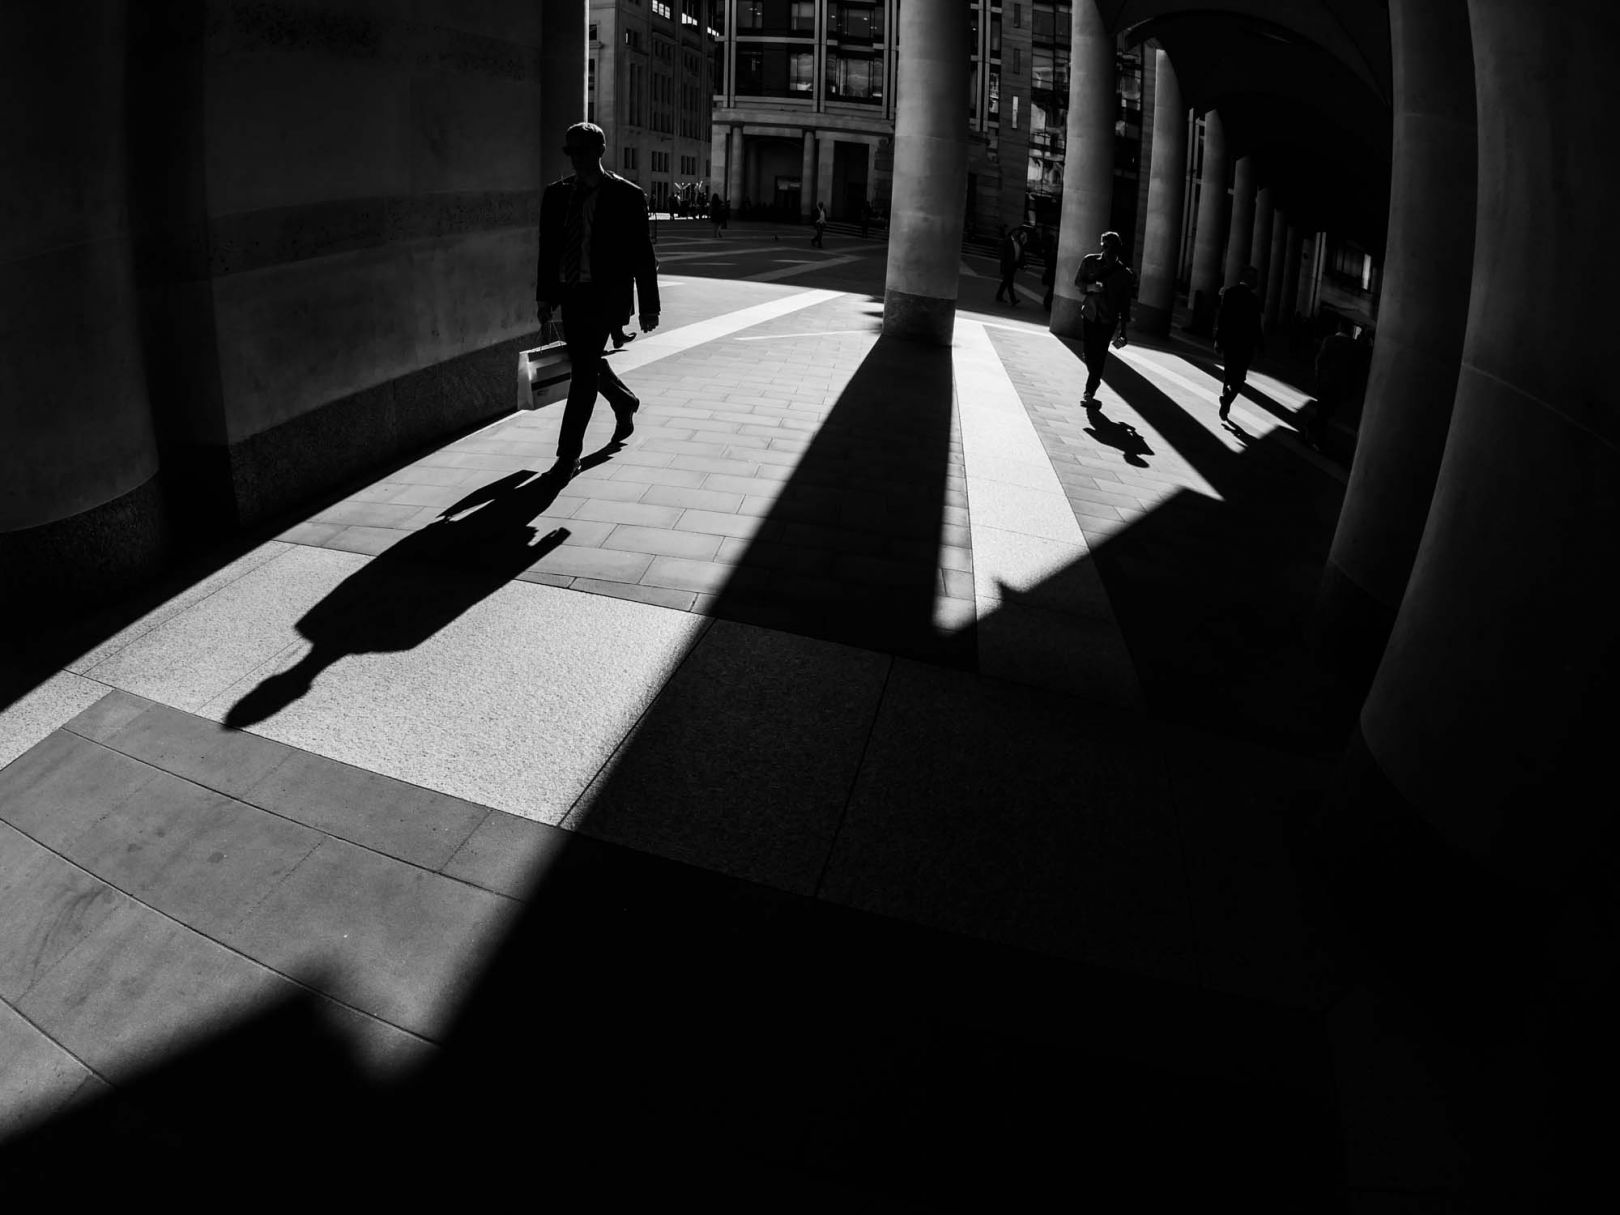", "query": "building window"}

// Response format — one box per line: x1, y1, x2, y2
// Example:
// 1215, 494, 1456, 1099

588, 23, 597, 41
587, 59, 596, 121
826, 50, 882, 102
736, 42, 815, 98
1013, 3, 1022, 28
623, 146, 638, 170
1012, 47, 1021, 75
831, 2, 883, 40
737, 0, 814, 37
653, 1, 672, 18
